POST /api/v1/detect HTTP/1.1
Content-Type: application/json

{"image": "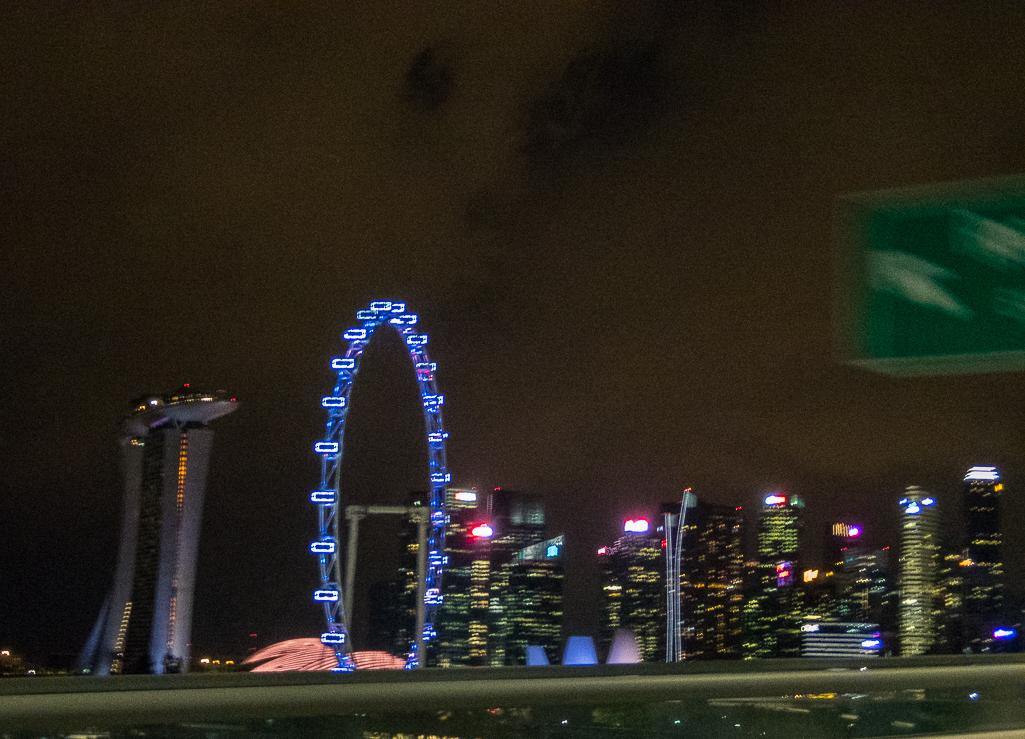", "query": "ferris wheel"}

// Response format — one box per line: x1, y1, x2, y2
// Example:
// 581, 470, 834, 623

310, 300, 449, 671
